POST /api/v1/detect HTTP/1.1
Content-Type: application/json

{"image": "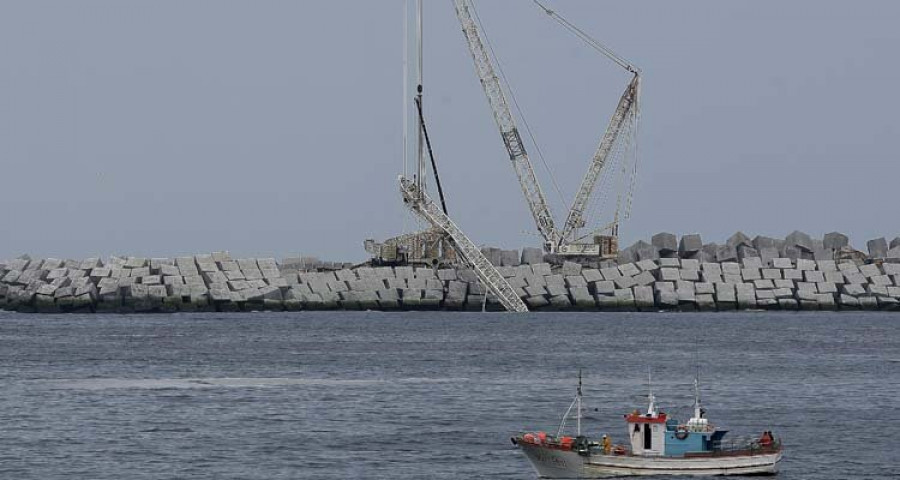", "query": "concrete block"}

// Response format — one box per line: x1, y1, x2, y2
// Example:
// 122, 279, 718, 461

843, 271, 865, 284
774, 288, 794, 299
737, 245, 759, 262
795, 259, 815, 271
659, 258, 680, 268
727, 231, 753, 249
883, 263, 900, 276
566, 286, 592, 307
618, 263, 641, 277
163, 275, 184, 286
758, 247, 779, 267
842, 284, 866, 296
867, 238, 888, 258
783, 269, 803, 281
823, 232, 850, 251
754, 279, 775, 290
79, 258, 102, 270
614, 276, 637, 289
561, 261, 582, 276
501, 250, 520, 267
723, 274, 743, 284
691, 294, 713, 311
630, 240, 660, 262
676, 288, 696, 303
520, 247, 543, 265
701, 262, 722, 275
740, 256, 763, 269
526, 295, 550, 308
859, 264, 881, 278
524, 285, 547, 297
582, 268, 603, 283
218, 260, 240, 272
741, 268, 761, 281
141, 275, 162, 286
822, 270, 844, 284
546, 274, 565, 288
600, 266, 621, 280
680, 268, 700, 281
778, 298, 798, 310
756, 289, 775, 300
735, 292, 757, 309
868, 285, 889, 297
659, 268, 680, 282
815, 293, 836, 308
871, 275, 892, 286
817, 282, 838, 294
762, 268, 781, 280
632, 271, 656, 286
565, 275, 587, 288
858, 296, 878, 310
804, 270, 825, 283
679, 259, 699, 271
695, 282, 714, 295
652, 232, 678, 256
772, 258, 793, 269
679, 234, 703, 255
751, 235, 776, 251
626, 286, 651, 310
532, 263, 552, 276
592, 281, 616, 295
224, 270, 245, 281
675, 280, 695, 293
654, 281, 675, 292
773, 279, 794, 290
796, 282, 817, 293
735, 283, 756, 296
656, 289, 678, 308
719, 262, 739, 275
393, 266, 414, 279
838, 262, 860, 273
544, 294, 568, 308
785, 230, 814, 252
699, 244, 718, 263
547, 284, 568, 297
